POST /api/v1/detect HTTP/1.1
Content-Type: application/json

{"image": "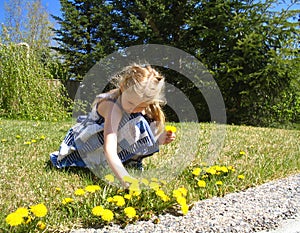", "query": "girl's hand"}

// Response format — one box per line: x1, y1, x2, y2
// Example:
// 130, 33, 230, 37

158, 130, 176, 145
